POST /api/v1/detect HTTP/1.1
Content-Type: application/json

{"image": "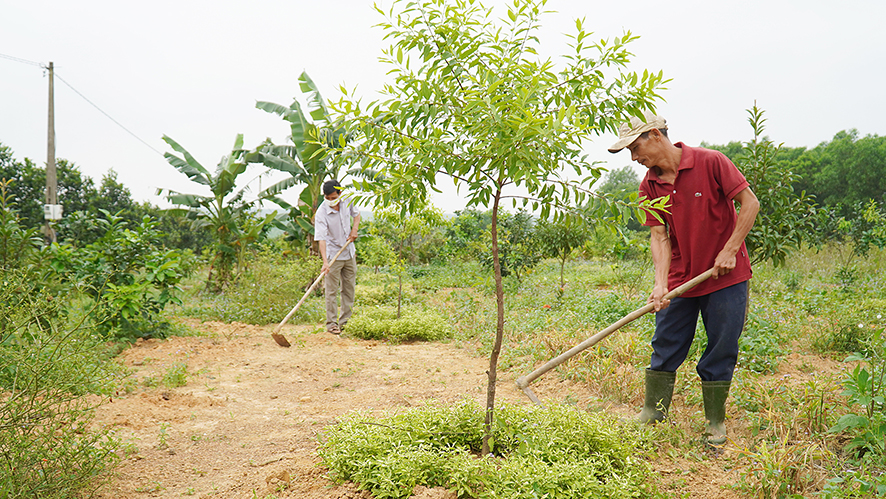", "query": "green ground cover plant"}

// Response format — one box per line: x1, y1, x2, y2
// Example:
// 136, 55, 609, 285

319, 400, 659, 499
345, 306, 454, 343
